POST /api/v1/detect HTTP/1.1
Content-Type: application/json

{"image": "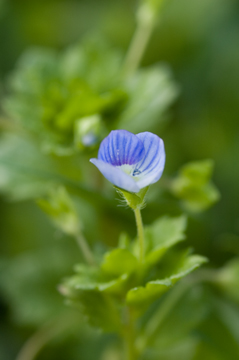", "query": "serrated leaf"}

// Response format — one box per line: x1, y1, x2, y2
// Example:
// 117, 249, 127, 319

60, 264, 124, 332
126, 279, 171, 307
126, 252, 207, 308
69, 290, 122, 333
144, 215, 187, 268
